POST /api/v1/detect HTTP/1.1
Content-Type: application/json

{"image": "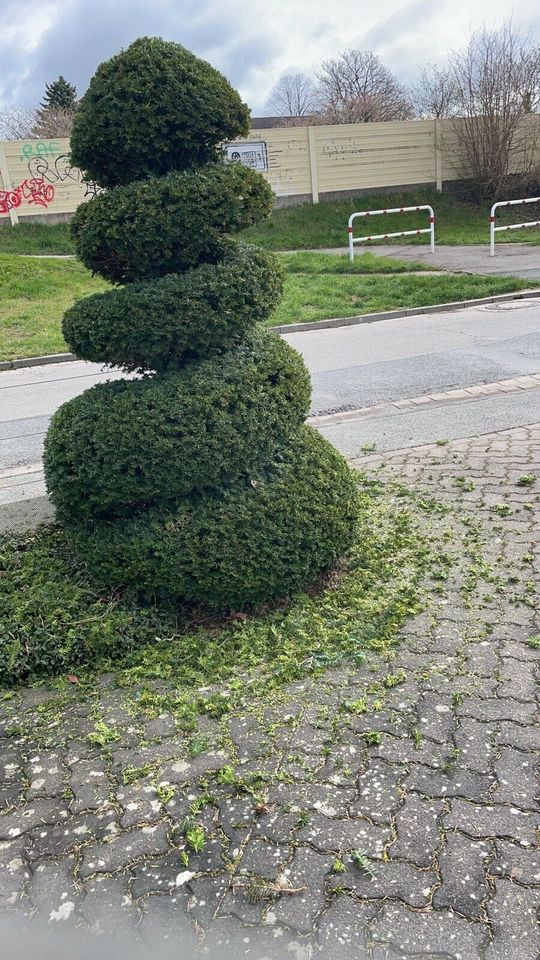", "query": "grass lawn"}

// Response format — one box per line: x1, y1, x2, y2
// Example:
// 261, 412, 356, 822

243, 187, 540, 251
0, 222, 74, 255
1, 252, 538, 360
2, 188, 540, 258
0, 254, 107, 360
272, 267, 538, 326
